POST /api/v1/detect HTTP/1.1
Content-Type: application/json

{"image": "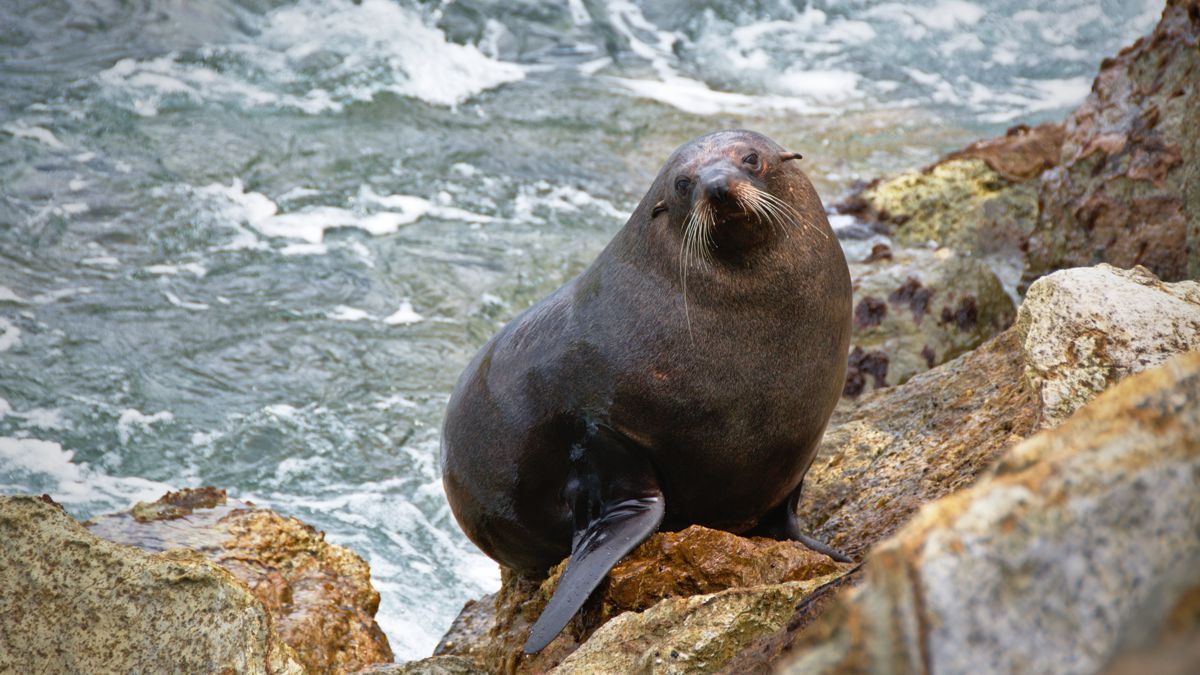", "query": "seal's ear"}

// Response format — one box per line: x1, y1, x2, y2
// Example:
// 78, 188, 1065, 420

651, 200, 667, 218
779, 151, 803, 161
